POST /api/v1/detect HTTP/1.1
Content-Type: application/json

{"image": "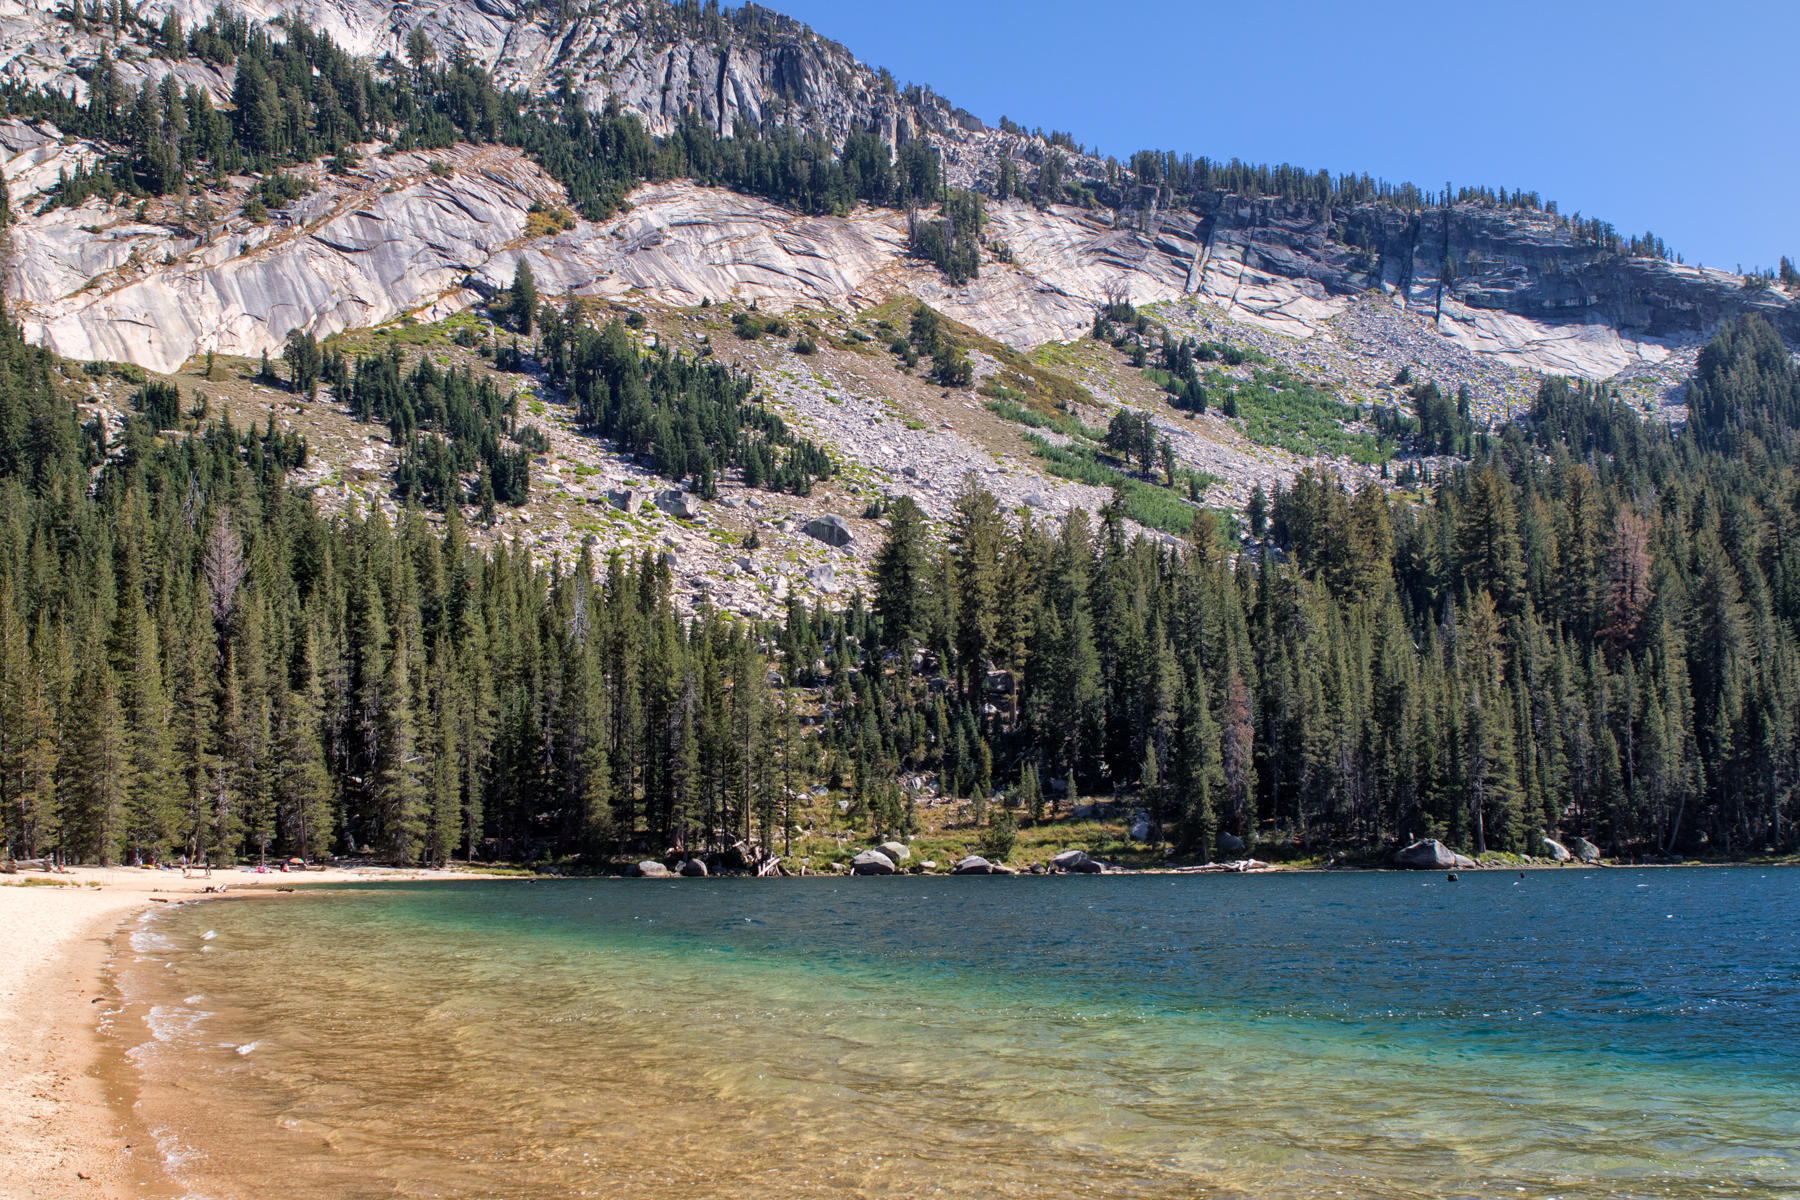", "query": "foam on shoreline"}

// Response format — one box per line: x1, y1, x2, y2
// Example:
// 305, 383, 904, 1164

0, 865, 507, 1200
